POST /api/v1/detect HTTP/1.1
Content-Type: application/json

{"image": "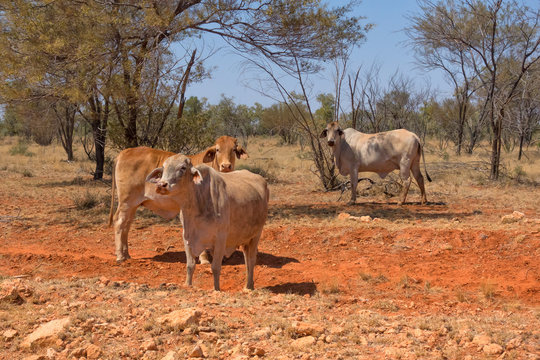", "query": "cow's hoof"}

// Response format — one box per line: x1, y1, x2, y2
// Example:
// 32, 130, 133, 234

116, 258, 127, 264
